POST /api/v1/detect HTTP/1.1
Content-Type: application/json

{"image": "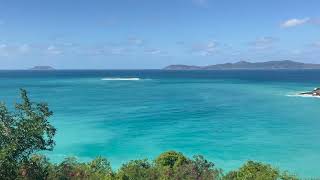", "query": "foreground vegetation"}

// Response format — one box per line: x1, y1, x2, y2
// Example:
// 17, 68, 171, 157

0, 90, 299, 179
